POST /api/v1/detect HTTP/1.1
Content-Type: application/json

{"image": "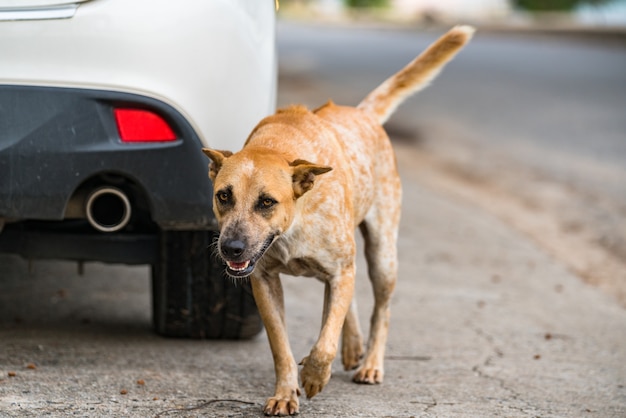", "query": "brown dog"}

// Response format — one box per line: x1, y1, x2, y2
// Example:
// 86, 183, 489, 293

203, 26, 473, 416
